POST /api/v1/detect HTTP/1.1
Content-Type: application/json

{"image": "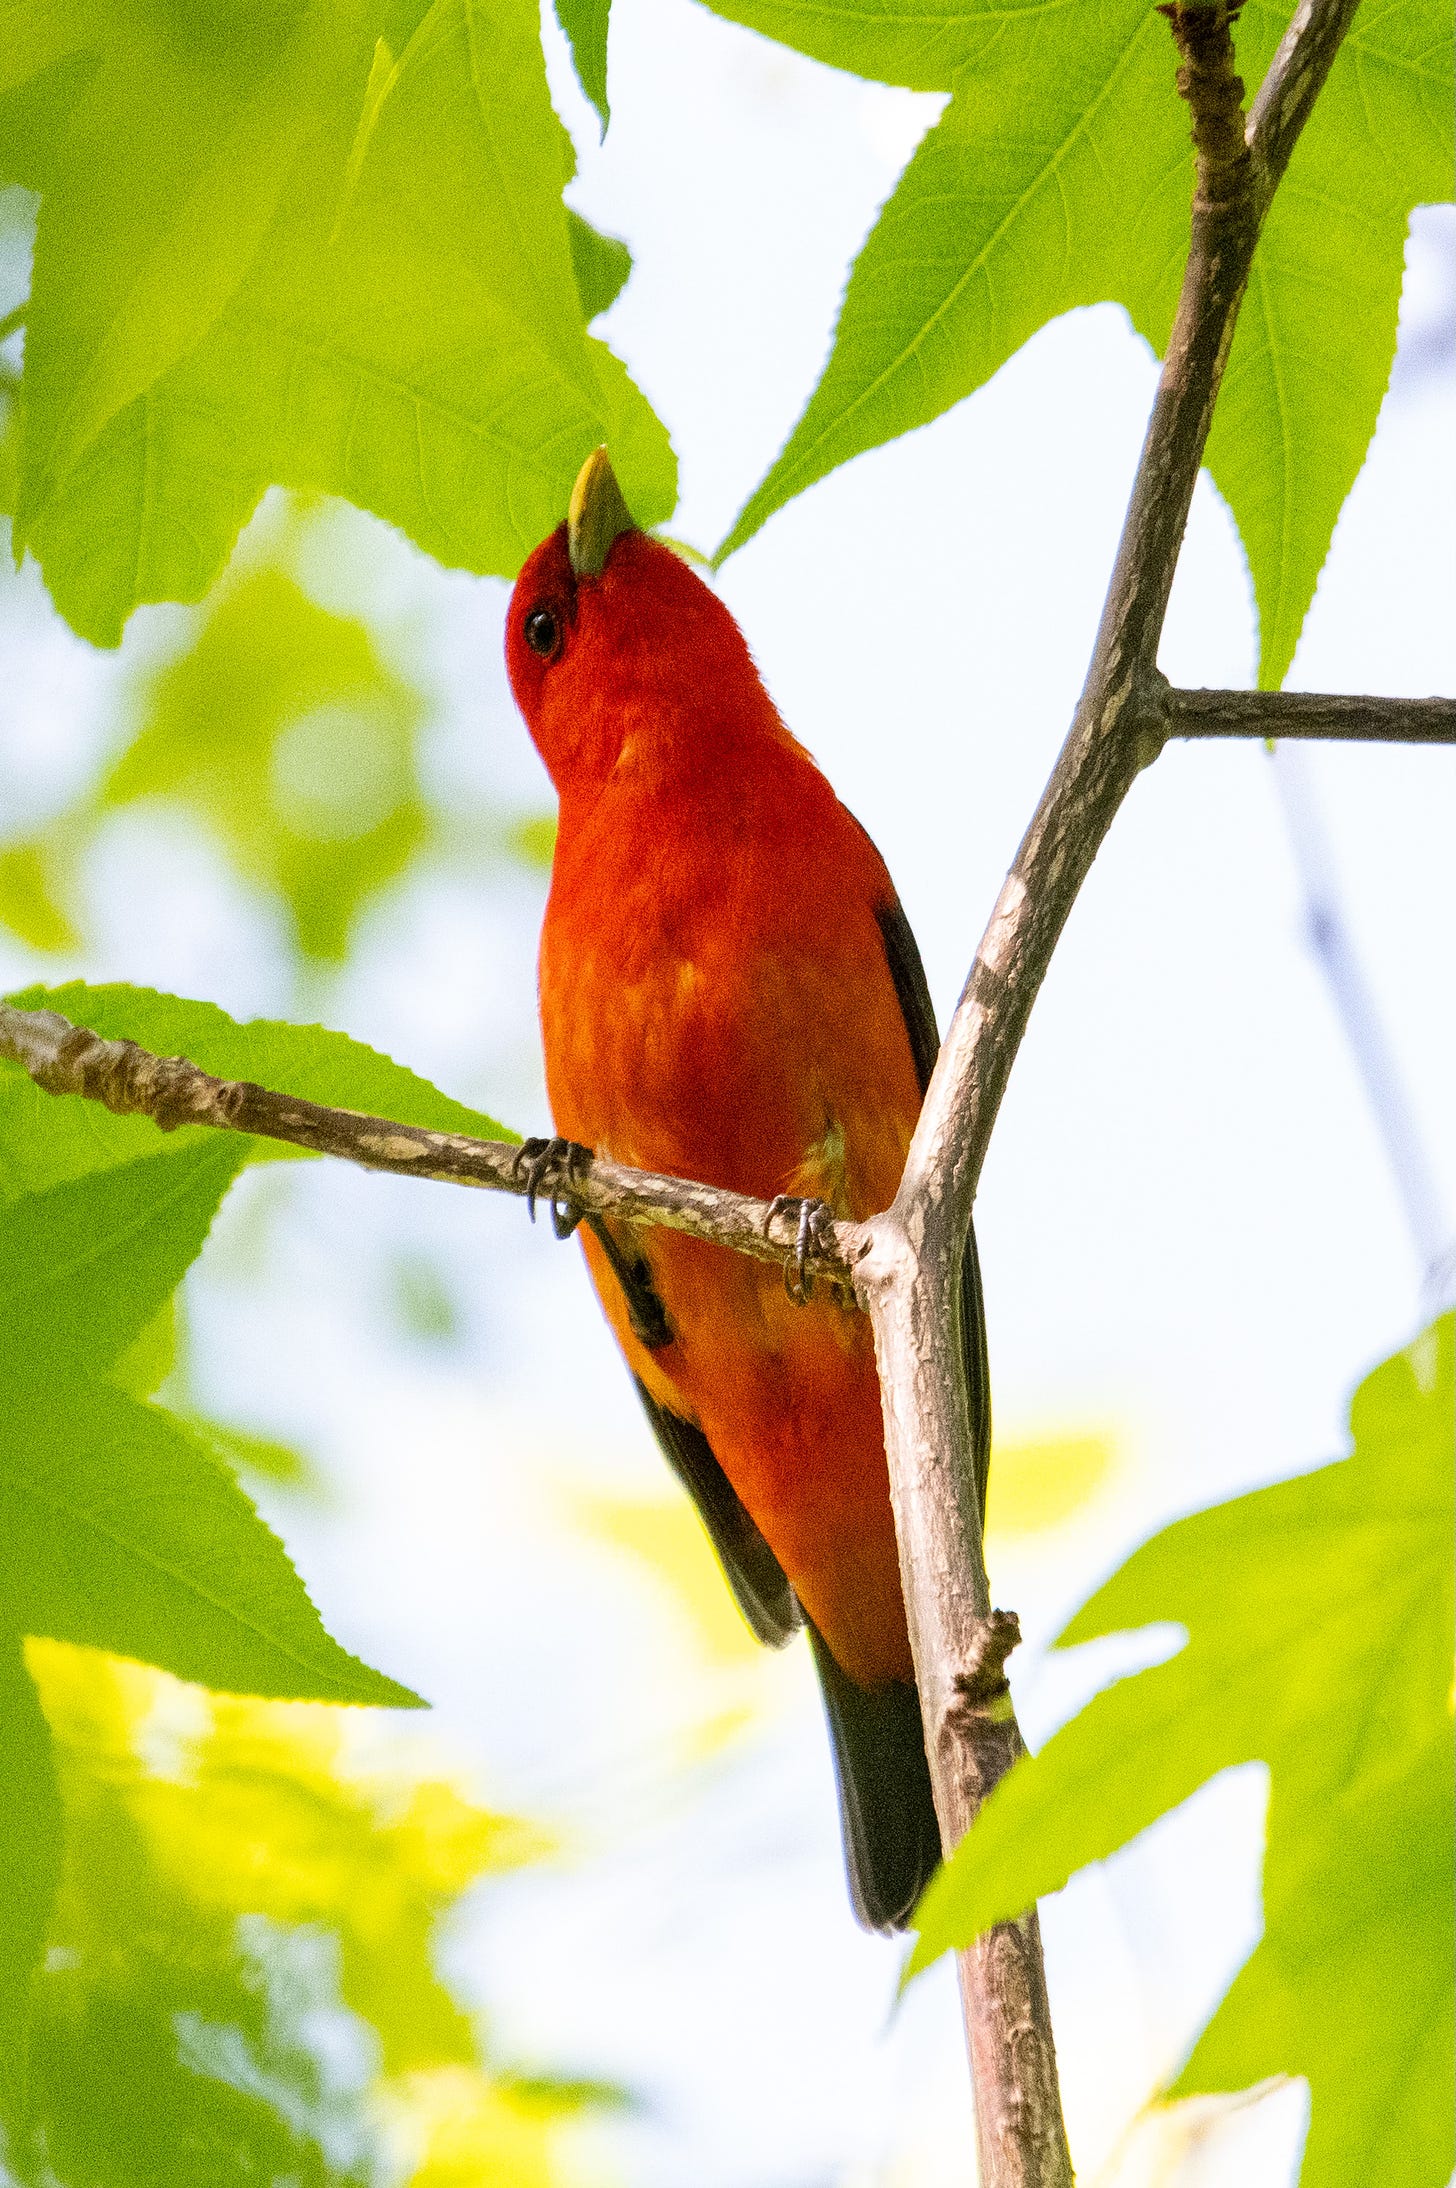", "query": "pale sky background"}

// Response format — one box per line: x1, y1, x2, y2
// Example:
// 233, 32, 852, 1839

1, 4, 1452, 2183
